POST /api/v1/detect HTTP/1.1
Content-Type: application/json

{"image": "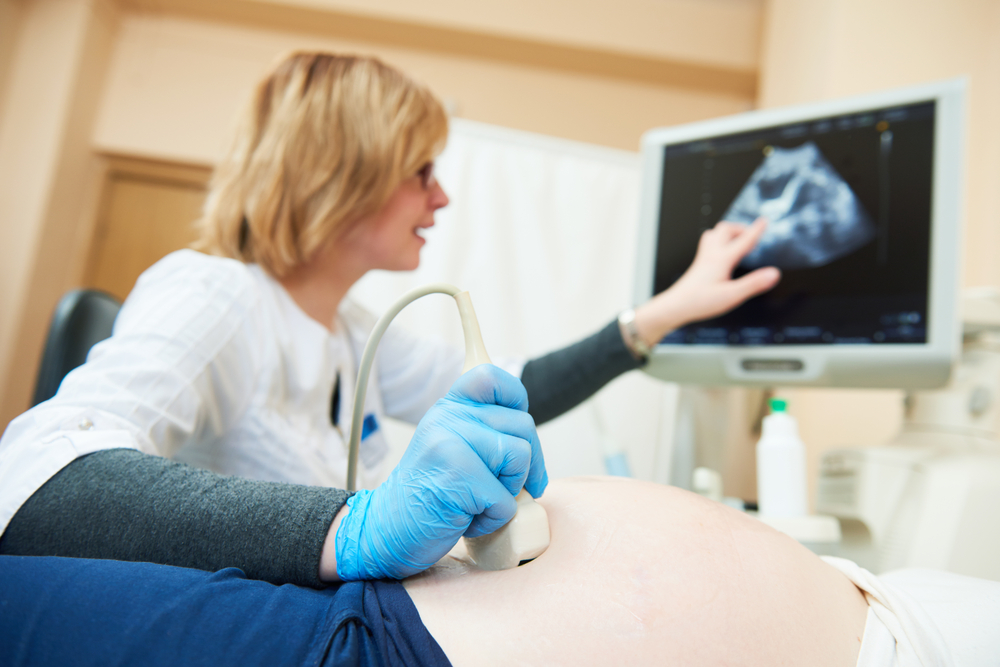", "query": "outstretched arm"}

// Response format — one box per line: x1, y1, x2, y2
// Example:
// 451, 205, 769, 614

521, 218, 780, 424
632, 217, 780, 347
